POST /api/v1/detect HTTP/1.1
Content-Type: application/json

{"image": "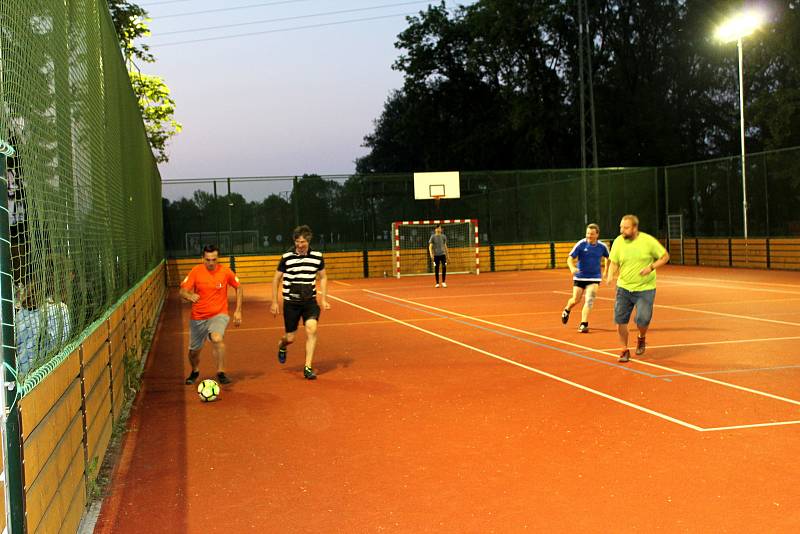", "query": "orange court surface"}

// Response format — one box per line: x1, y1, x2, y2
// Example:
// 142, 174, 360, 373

94, 265, 800, 533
